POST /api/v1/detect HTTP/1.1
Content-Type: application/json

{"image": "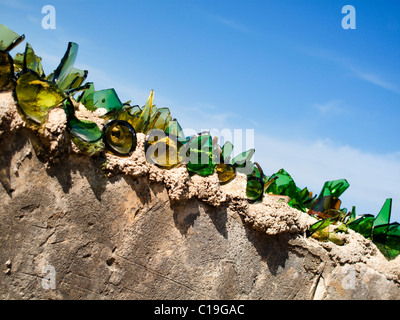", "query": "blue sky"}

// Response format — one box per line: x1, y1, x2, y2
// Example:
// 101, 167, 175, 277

1, 0, 400, 221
